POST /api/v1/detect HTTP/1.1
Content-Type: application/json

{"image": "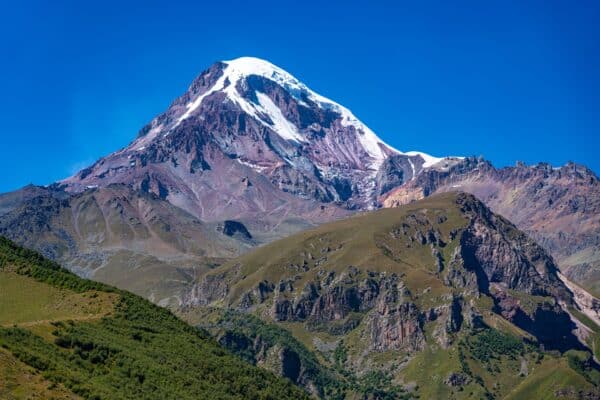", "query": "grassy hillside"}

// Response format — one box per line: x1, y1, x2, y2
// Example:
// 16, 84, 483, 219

0, 236, 308, 400
182, 192, 600, 399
